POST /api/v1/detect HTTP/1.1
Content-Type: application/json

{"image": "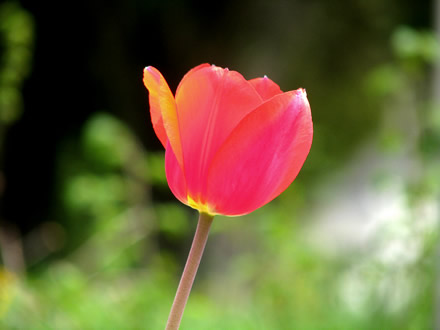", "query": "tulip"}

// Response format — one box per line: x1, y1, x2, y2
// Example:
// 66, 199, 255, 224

143, 63, 313, 217
143, 64, 313, 329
